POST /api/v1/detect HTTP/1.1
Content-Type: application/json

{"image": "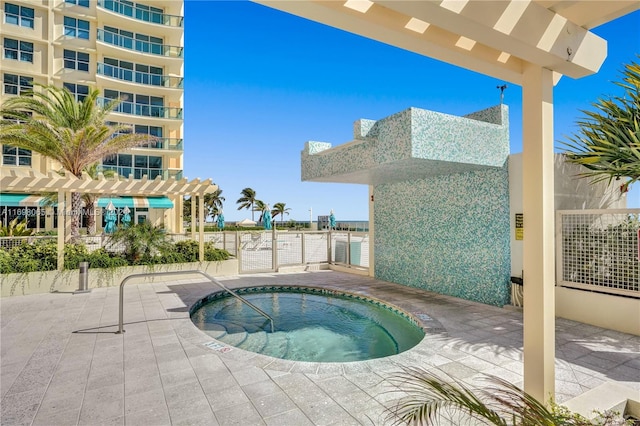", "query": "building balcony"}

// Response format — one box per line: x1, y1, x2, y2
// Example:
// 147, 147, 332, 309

166, 170, 183, 180
99, 167, 183, 180
97, 0, 183, 27
98, 97, 183, 120
97, 28, 183, 58
97, 63, 183, 89
135, 138, 183, 151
